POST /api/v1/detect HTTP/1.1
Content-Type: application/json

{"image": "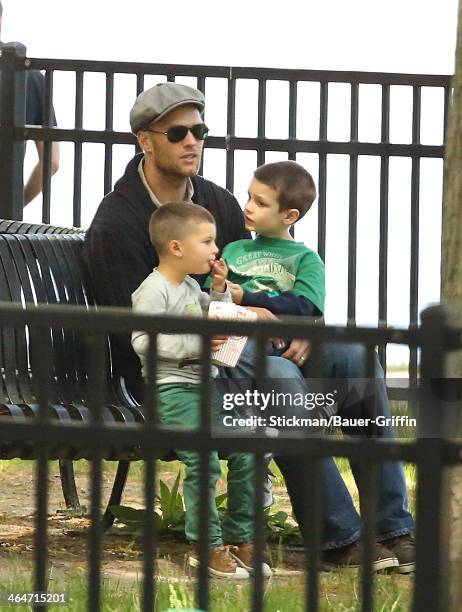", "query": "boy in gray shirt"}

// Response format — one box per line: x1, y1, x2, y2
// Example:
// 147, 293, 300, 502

131, 201, 271, 579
